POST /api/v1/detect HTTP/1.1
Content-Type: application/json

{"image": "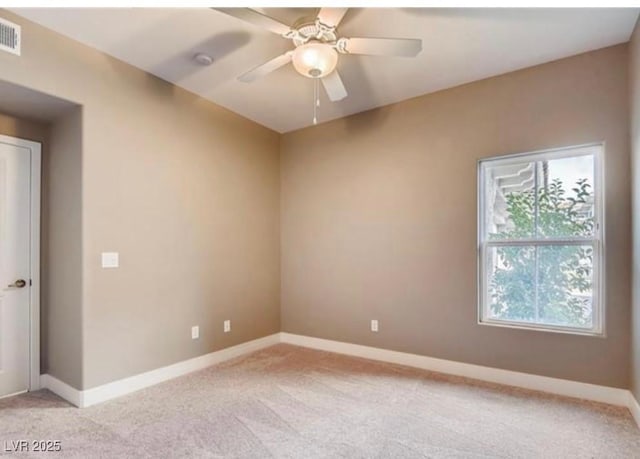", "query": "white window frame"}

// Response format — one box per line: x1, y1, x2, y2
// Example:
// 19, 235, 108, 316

477, 143, 605, 336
